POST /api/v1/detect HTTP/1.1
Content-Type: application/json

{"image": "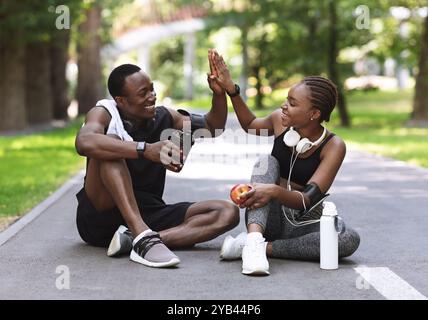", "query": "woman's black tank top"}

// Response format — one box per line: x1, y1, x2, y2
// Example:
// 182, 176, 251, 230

271, 128, 335, 186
